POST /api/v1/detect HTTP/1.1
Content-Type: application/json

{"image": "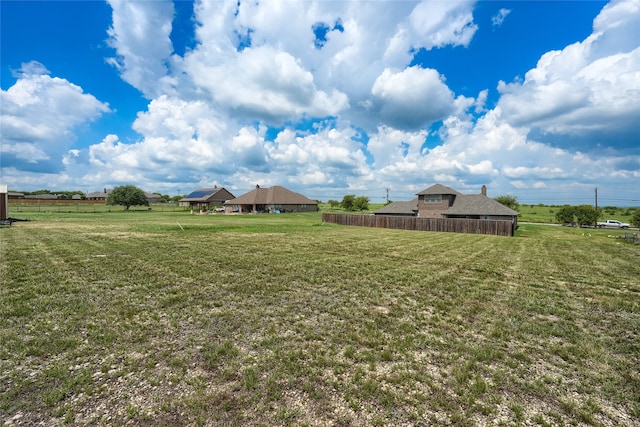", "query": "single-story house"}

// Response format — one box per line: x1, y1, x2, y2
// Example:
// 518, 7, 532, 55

179, 186, 235, 210
86, 189, 111, 200
7, 192, 25, 199
224, 185, 318, 213
24, 193, 58, 200
145, 192, 162, 204
374, 184, 518, 225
